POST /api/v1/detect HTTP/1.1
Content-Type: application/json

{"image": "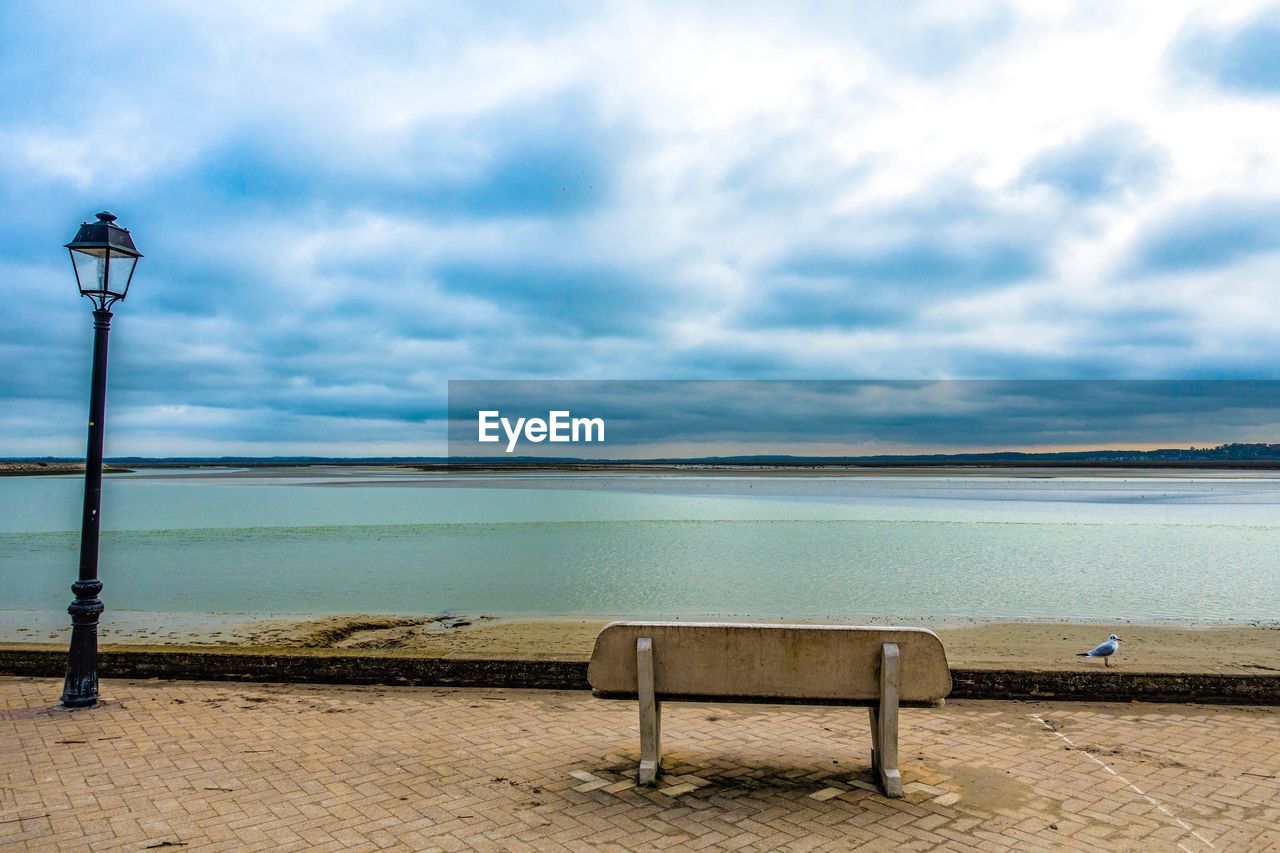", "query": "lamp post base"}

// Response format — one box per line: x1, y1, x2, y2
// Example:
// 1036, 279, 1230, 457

62, 579, 103, 708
